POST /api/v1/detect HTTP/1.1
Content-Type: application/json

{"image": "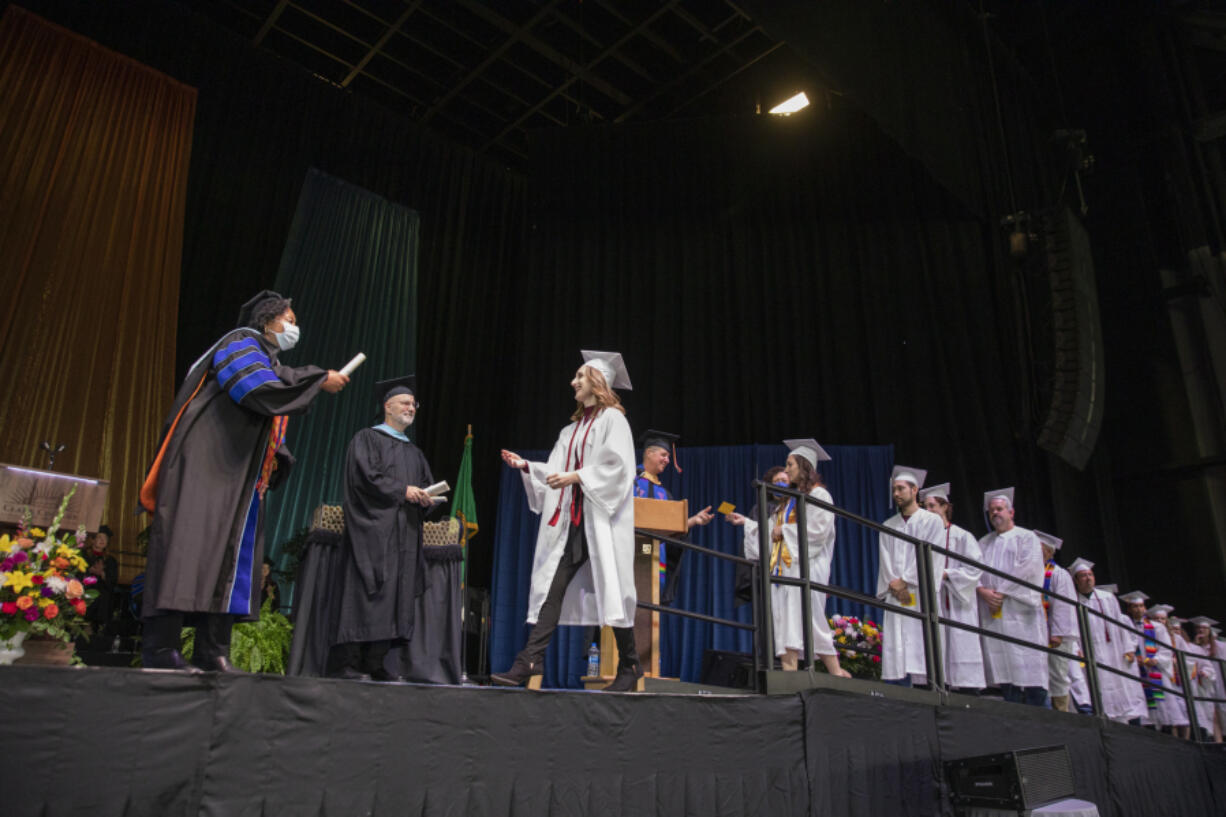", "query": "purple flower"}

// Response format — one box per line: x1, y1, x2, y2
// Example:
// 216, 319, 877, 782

41, 587, 56, 598
82, 576, 98, 586
24, 609, 39, 622
11, 551, 27, 564
0, 559, 12, 572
